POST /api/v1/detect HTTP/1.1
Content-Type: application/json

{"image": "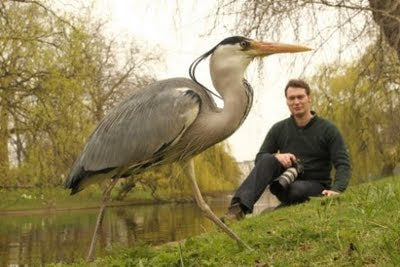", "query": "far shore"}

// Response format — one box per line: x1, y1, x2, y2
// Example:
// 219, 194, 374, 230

0, 189, 233, 216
